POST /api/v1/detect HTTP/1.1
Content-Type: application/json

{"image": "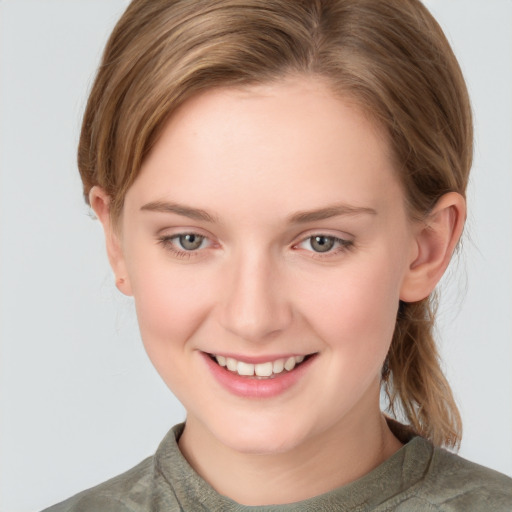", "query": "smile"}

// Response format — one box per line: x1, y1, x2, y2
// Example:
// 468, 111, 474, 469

210, 354, 316, 379
211, 354, 307, 378
203, 352, 317, 398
